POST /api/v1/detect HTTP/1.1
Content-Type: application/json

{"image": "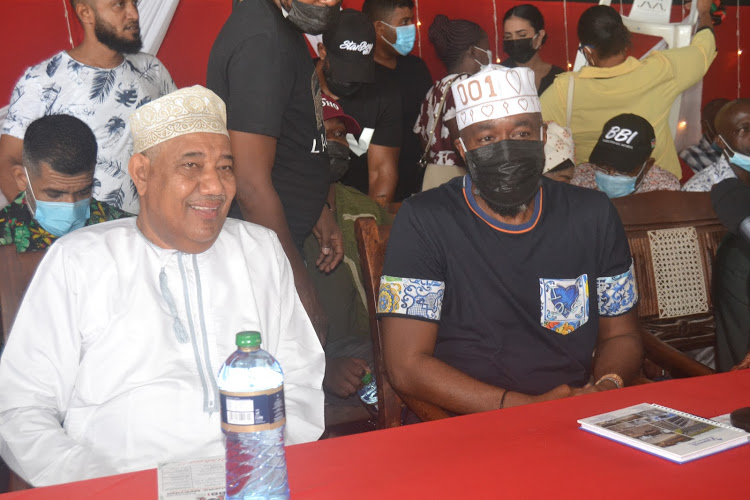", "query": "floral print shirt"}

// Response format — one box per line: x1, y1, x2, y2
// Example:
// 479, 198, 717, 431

0, 192, 132, 253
